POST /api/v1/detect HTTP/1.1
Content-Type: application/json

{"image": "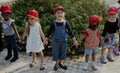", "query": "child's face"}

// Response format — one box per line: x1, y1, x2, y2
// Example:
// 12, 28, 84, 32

108, 13, 117, 21
89, 24, 98, 30
2, 12, 10, 20
28, 17, 37, 25
55, 10, 65, 21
